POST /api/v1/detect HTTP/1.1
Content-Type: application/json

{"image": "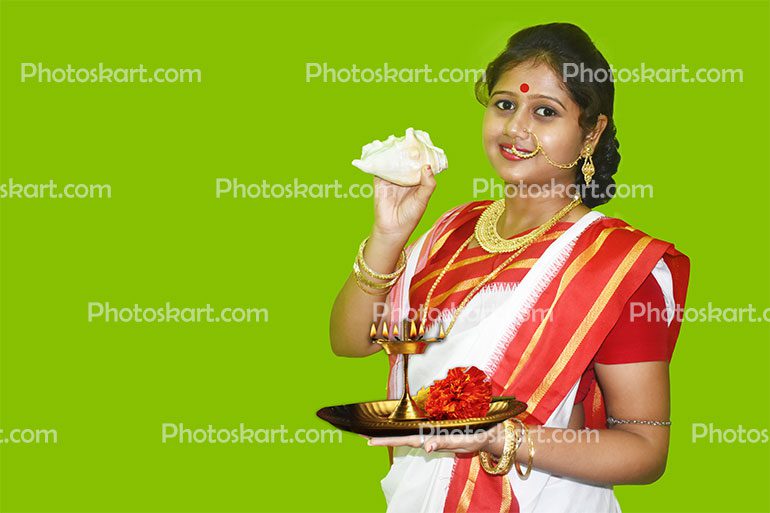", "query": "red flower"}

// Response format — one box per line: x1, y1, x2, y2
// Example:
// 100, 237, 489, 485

421, 366, 492, 420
